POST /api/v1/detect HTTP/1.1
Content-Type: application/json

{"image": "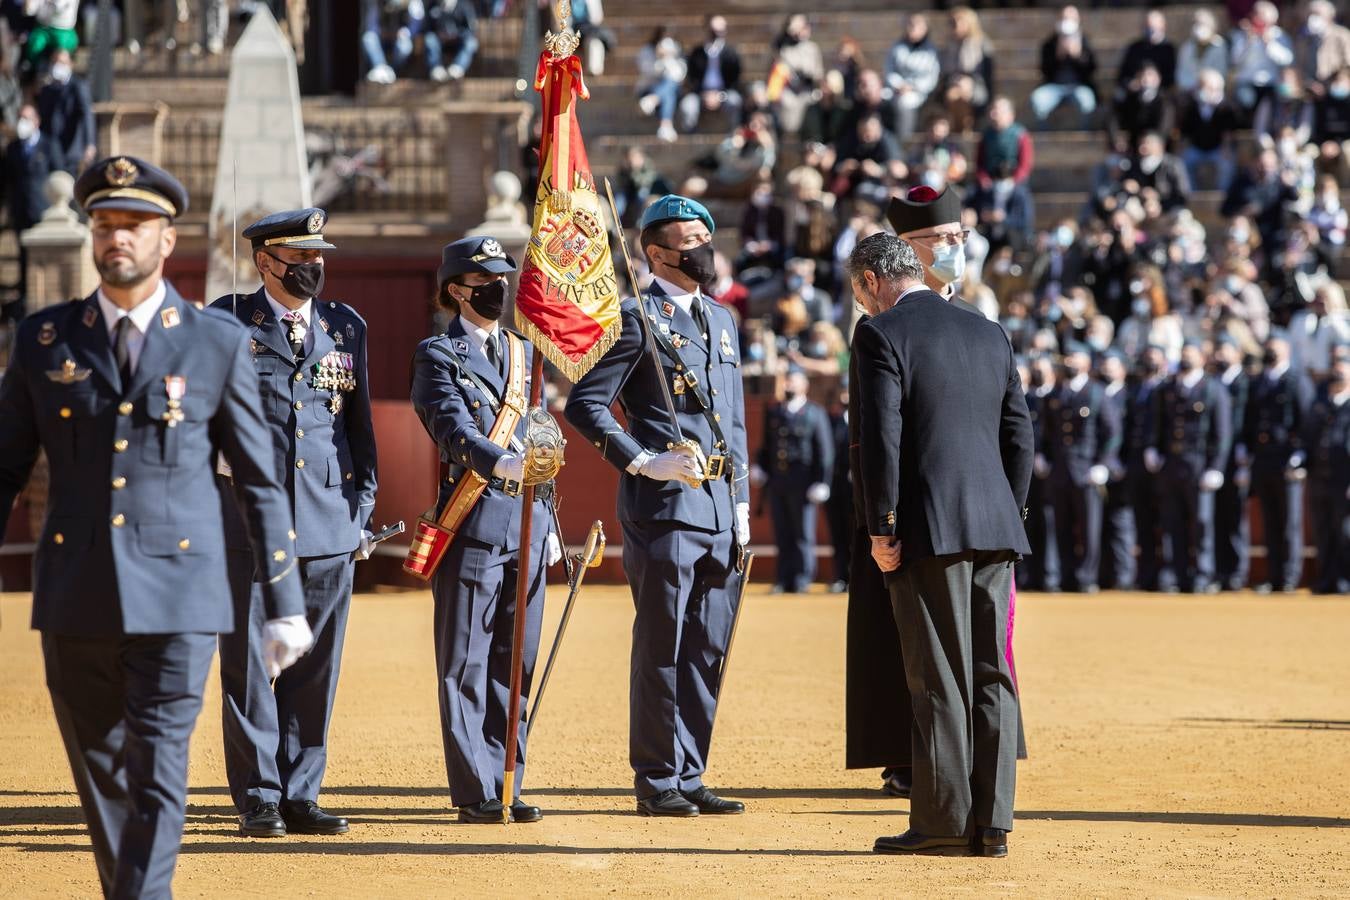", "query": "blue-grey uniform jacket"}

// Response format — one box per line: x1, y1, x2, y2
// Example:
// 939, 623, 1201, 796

0, 285, 303, 634
210, 289, 378, 557
564, 285, 750, 532
410, 316, 550, 550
